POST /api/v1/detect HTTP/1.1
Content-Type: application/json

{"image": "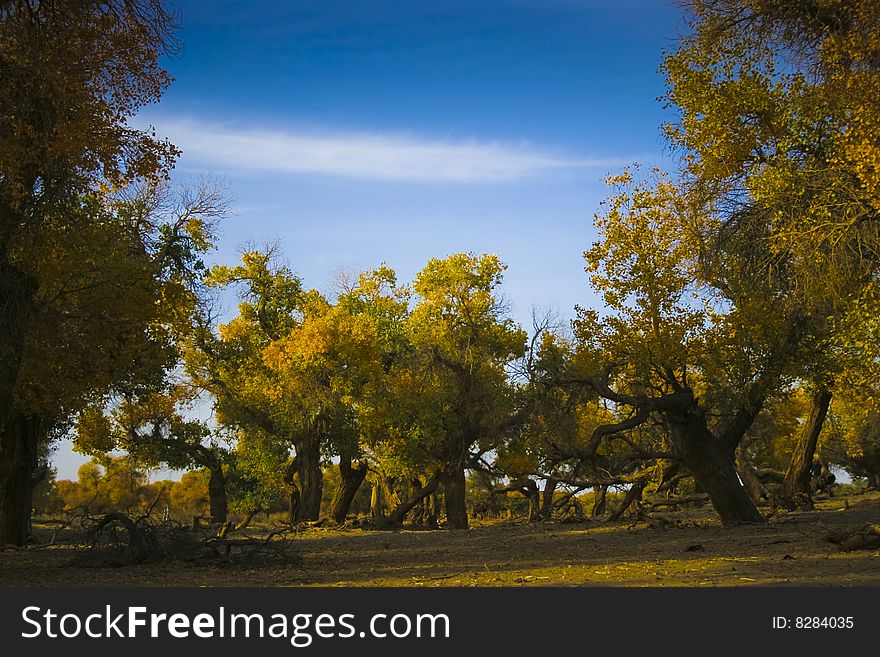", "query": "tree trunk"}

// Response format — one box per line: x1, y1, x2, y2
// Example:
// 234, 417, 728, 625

443, 462, 469, 529
429, 491, 440, 528
297, 439, 323, 521
782, 388, 832, 507
388, 473, 441, 525
590, 486, 608, 518
287, 483, 301, 525
540, 477, 558, 520
681, 417, 764, 525
0, 413, 40, 546
370, 481, 384, 521
28, 461, 49, 536
868, 473, 880, 491
410, 478, 427, 524
329, 458, 368, 524
207, 463, 228, 525
606, 481, 645, 521
736, 448, 769, 505
283, 455, 302, 525
235, 509, 256, 530
592, 485, 608, 517
0, 243, 40, 546
521, 478, 541, 523
654, 460, 679, 496
669, 405, 764, 524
